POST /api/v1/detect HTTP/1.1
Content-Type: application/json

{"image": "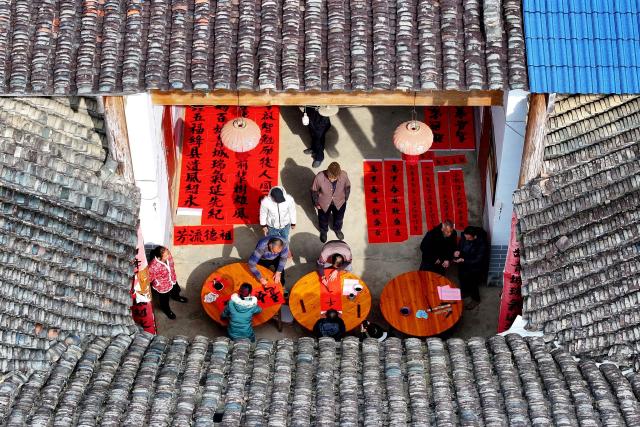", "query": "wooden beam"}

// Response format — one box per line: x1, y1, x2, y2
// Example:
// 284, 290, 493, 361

518, 93, 551, 187
151, 89, 503, 107
102, 96, 136, 184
